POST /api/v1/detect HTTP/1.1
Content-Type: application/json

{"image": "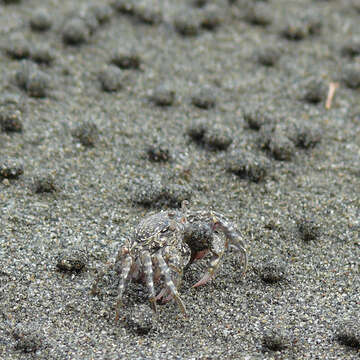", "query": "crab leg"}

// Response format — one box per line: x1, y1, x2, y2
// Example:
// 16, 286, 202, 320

155, 287, 169, 301
192, 231, 225, 287
156, 252, 187, 316
115, 254, 132, 322
157, 265, 183, 303
192, 253, 222, 287
213, 220, 248, 277
141, 250, 157, 313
